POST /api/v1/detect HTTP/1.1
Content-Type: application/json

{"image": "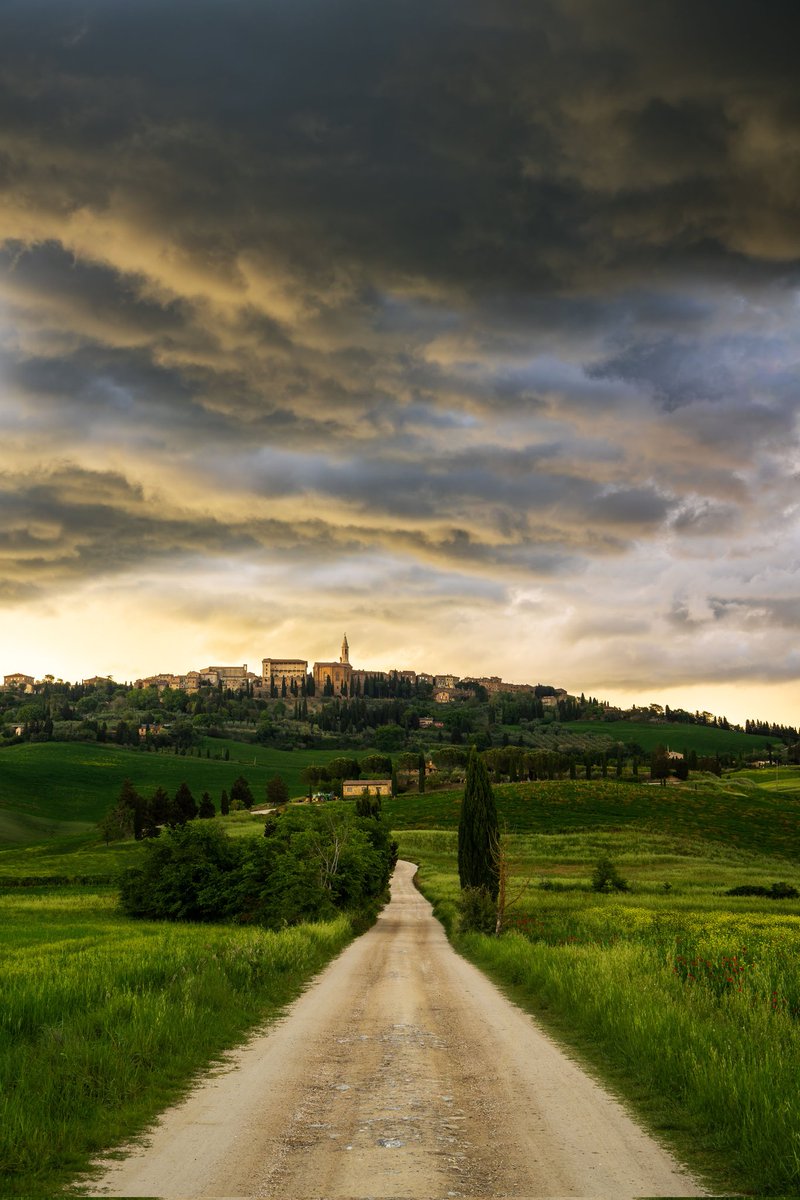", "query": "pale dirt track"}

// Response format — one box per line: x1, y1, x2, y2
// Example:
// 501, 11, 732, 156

85, 861, 705, 1200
